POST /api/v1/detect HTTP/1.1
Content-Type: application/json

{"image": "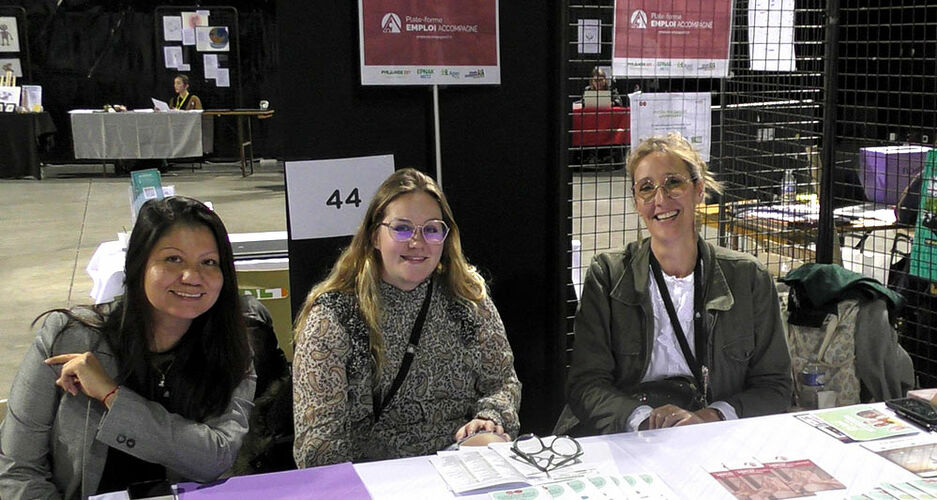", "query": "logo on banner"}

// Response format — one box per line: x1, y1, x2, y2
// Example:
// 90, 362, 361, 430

466, 69, 486, 78
381, 13, 401, 33
630, 10, 648, 29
